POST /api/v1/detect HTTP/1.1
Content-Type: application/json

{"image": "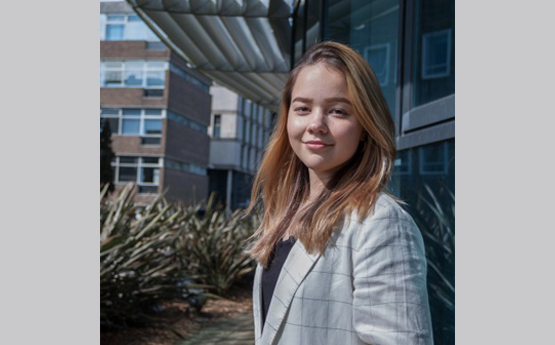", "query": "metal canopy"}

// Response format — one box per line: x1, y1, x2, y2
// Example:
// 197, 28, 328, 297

128, 0, 294, 109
